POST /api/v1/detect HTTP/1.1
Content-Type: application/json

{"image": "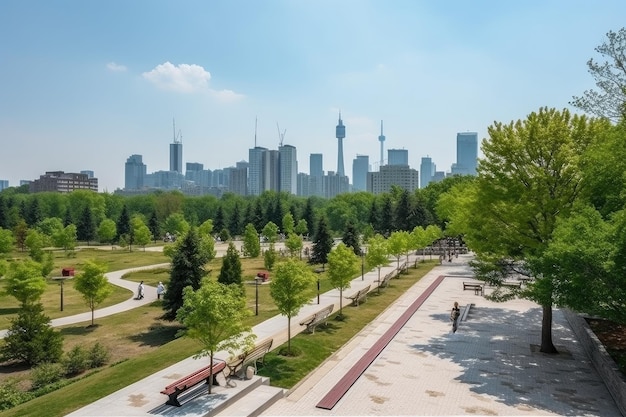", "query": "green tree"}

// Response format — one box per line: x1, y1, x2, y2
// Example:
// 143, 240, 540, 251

394, 189, 413, 231
25, 229, 45, 262
163, 228, 207, 321
327, 243, 360, 318
284, 233, 303, 259
13, 219, 28, 252
456, 107, 602, 353
163, 212, 190, 239
218, 242, 243, 289
295, 218, 308, 237
97, 218, 117, 245
0, 227, 14, 256
1, 302, 64, 366
116, 205, 130, 241
366, 234, 389, 291
131, 216, 152, 251
4, 259, 46, 305
269, 258, 316, 354
380, 195, 393, 237
73, 261, 112, 326
53, 223, 77, 252
242, 223, 261, 258
148, 210, 160, 244
309, 216, 333, 268
341, 220, 362, 256
571, 27, 626, 122
387, 231, 408, 270
282, 212, 295, 236
76, 205, 95, 244
177, 279, 255, 394
262, 221, 279, 244
264, 243, 277, 271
